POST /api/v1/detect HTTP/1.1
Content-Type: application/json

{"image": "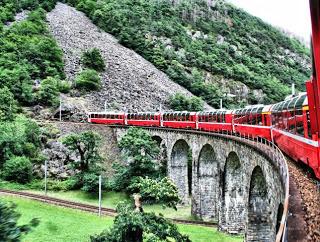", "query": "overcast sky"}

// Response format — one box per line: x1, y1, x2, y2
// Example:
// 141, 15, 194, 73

227, 0, 311, 42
